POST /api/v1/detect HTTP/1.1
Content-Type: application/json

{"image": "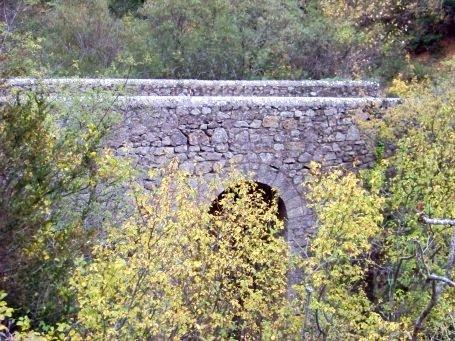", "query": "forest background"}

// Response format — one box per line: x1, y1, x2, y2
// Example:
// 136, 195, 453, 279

1, 0, 454, 81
